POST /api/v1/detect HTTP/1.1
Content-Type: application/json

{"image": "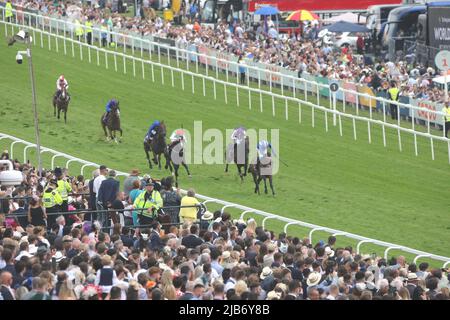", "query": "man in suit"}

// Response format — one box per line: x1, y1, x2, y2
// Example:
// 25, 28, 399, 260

88, 169, 100, 221
149, 221, 163, 252
97, 170, 120, 228
181, 224, 204, 249
0, 272, 15, 300
285, 280, 302, 300
13, 199, 27, 228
